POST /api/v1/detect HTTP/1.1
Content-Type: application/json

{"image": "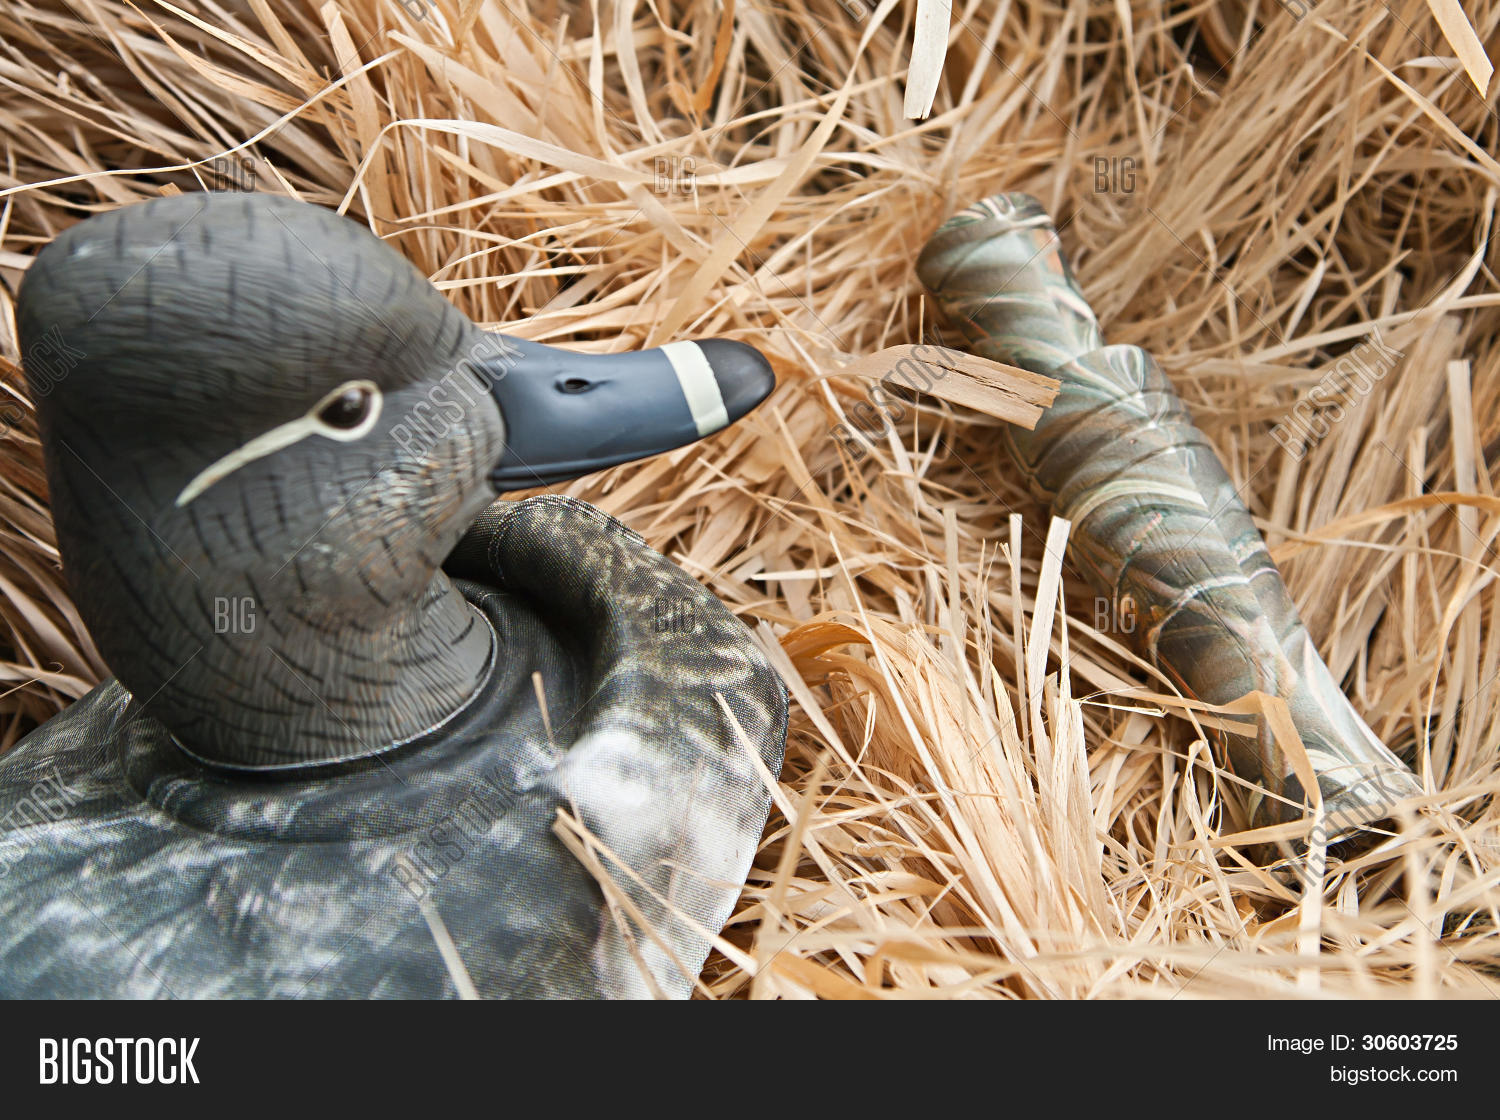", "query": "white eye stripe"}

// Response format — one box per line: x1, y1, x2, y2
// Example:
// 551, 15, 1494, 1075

175, 380, 383, 508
